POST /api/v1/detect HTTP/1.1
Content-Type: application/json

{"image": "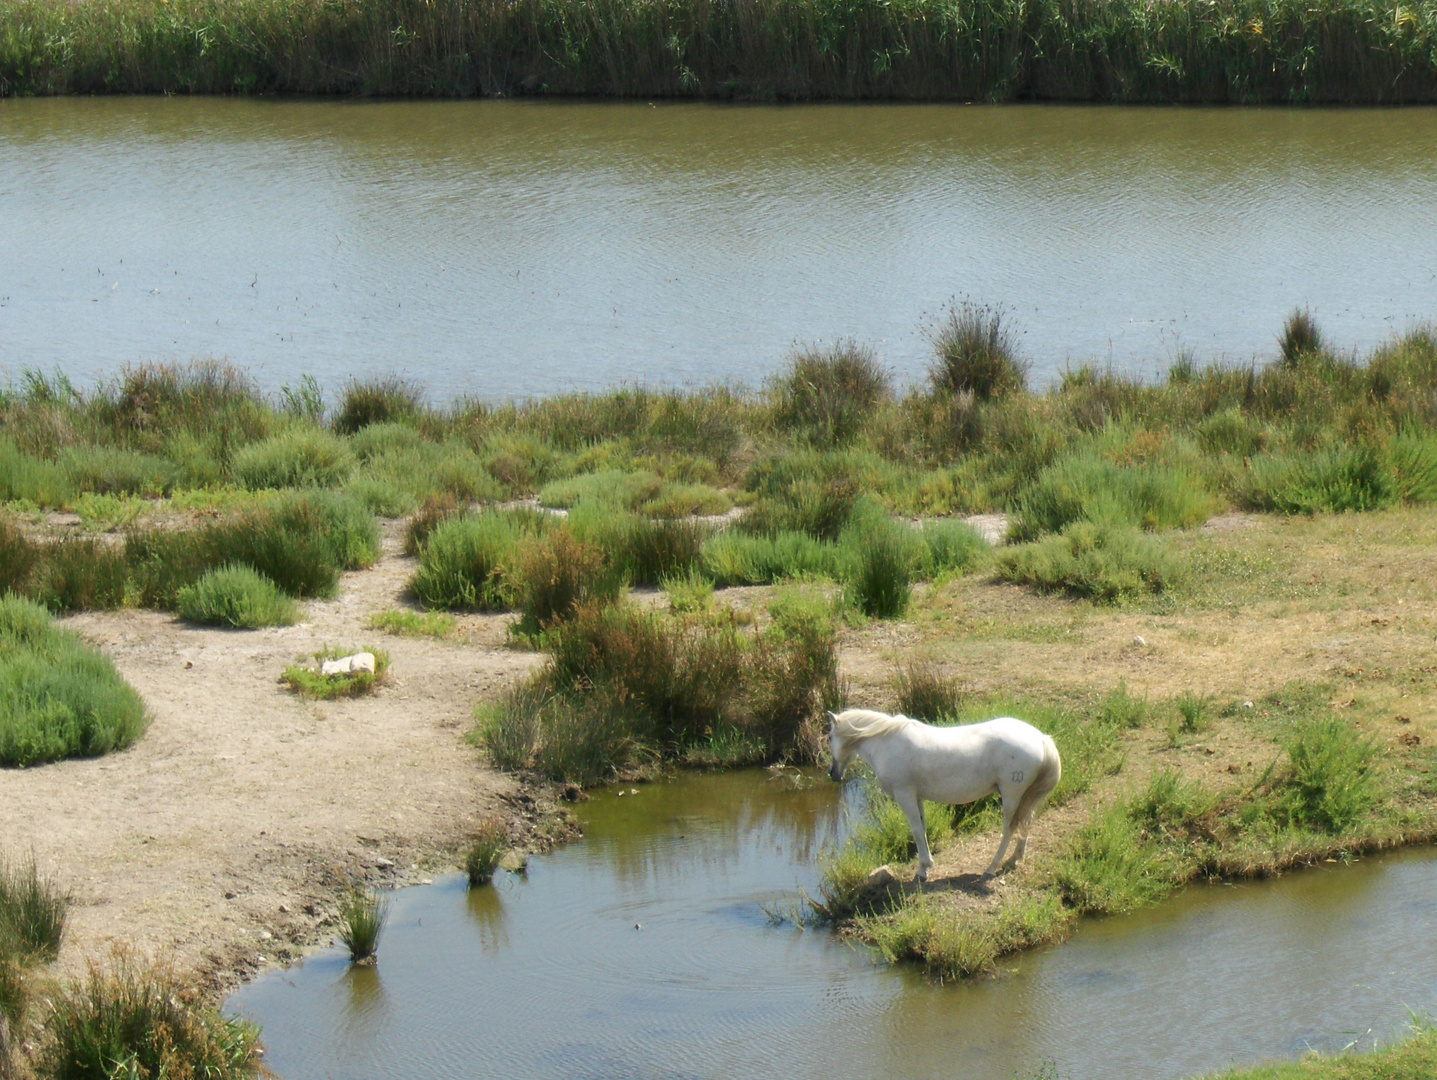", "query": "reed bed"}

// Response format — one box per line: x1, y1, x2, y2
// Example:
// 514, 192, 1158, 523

2, 0, 1437, 102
